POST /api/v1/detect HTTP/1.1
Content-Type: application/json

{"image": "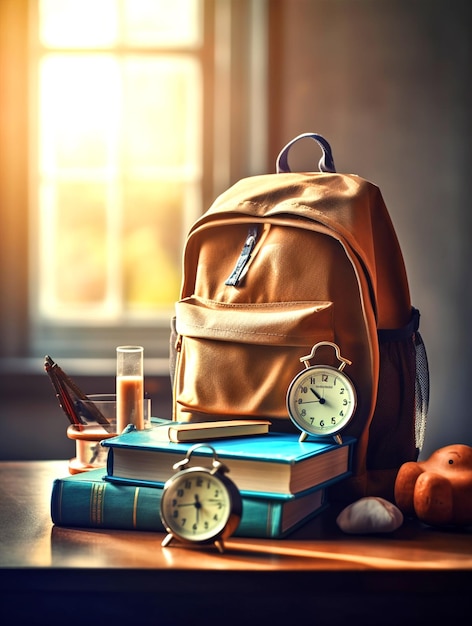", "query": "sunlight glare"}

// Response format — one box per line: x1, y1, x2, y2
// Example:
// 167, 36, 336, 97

123, 0, 201, 47
37, 0, 202, 319
40, 0, 119, 48
40, 55, 120, 171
